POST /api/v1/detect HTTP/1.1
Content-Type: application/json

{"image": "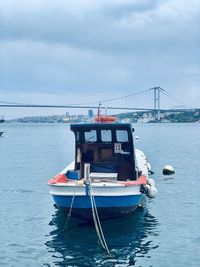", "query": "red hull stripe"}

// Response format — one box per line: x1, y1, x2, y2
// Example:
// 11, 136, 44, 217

120, 175, 147, 186
48, 173, 147, 186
